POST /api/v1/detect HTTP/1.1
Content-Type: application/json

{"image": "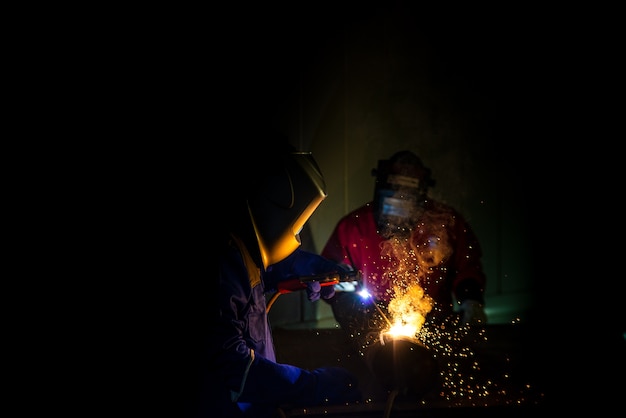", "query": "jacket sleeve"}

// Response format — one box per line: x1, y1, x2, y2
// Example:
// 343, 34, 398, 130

320, 205, 376, 271
320, 217, 357, 269
263, 247, 349, 291
449, 212, 487, 304
237, 355, 361, 407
